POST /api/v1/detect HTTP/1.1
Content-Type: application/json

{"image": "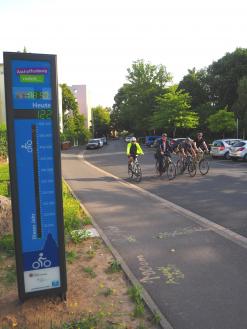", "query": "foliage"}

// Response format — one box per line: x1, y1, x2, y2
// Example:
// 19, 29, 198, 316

0, 162, 10, 197
63, 182, 84, 233
60, 83, 79, 119
0, 234, 14, 256
92, 106, 110, 137
178, 68, 209, 109
2, 266, 16, 285
151, 85, 199, 137
128, 285, 145, 318
0, 124, 8, 159
70, 229, 91, 244
105, 259, 121, 274
112, 59, 172, 134
60, 84, 91, 144
232, 76, 247, 138
52, 314, 98, 329
207, 109, 236, 137
65, 250, 78, 264
83, 266, 97, 278
206, 48, 247, 108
